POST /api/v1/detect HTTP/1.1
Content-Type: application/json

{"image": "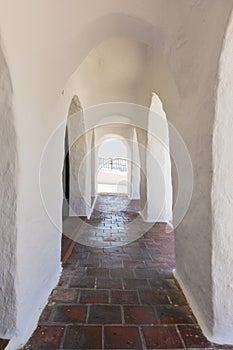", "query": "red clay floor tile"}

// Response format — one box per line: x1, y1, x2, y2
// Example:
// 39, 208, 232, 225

69, 276, 96, 288
79, 289, 109, 304
63, 325, 102, 349
156, 305, 196, 324
178, 325, 213, 348
96, 278, 123, 289
39, 305, 53, 324
88, 305, 122, 324
110, 268, 135, 278
142, 325, 184, 349
104, 326, 142, 349
86, 267, 110, 277
111, 290, 139, 304
124, 305, 159, 325
52, 305, 87, 324
139, 289, 170, 305
50, 288, 78, 304
123, 278, 150, 290
24, 325, 65, 350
